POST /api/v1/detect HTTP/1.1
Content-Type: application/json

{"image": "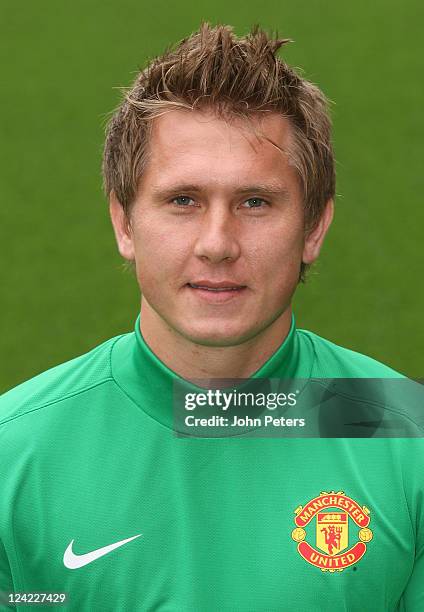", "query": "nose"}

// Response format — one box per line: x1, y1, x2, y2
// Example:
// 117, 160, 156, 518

193, 205, 241, 264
